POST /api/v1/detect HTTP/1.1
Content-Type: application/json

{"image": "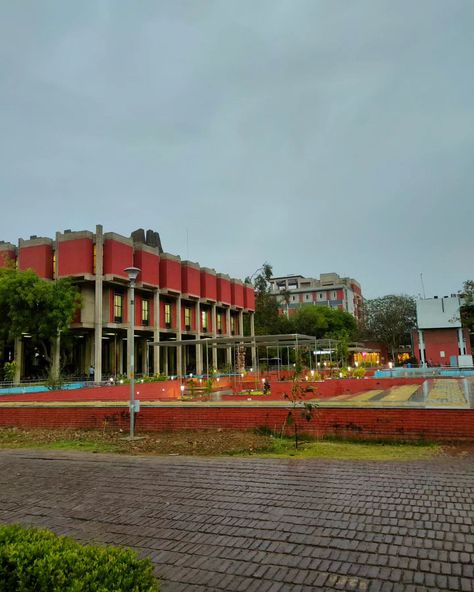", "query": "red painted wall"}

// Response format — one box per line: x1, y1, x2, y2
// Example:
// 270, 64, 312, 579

103, 239, 133, 279
58, 238, 93, 276
19, 244, 53, 279
413, 329, 471, 366
134, 249, 159, 287
182, 265, 201, 298
244, 286, 256, 311
0, 406, 472, 441
0, 249, 16, 268
217, 277, 232, 306
231, 281, 245, 308
201, 271, 217, 301
160, 258, 182, 293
